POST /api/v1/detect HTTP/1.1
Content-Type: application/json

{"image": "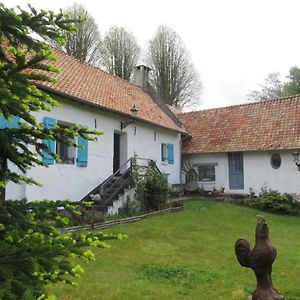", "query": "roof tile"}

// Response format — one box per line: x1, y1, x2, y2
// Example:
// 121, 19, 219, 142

179, 96, 300, 153
39, 50, 184, 133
